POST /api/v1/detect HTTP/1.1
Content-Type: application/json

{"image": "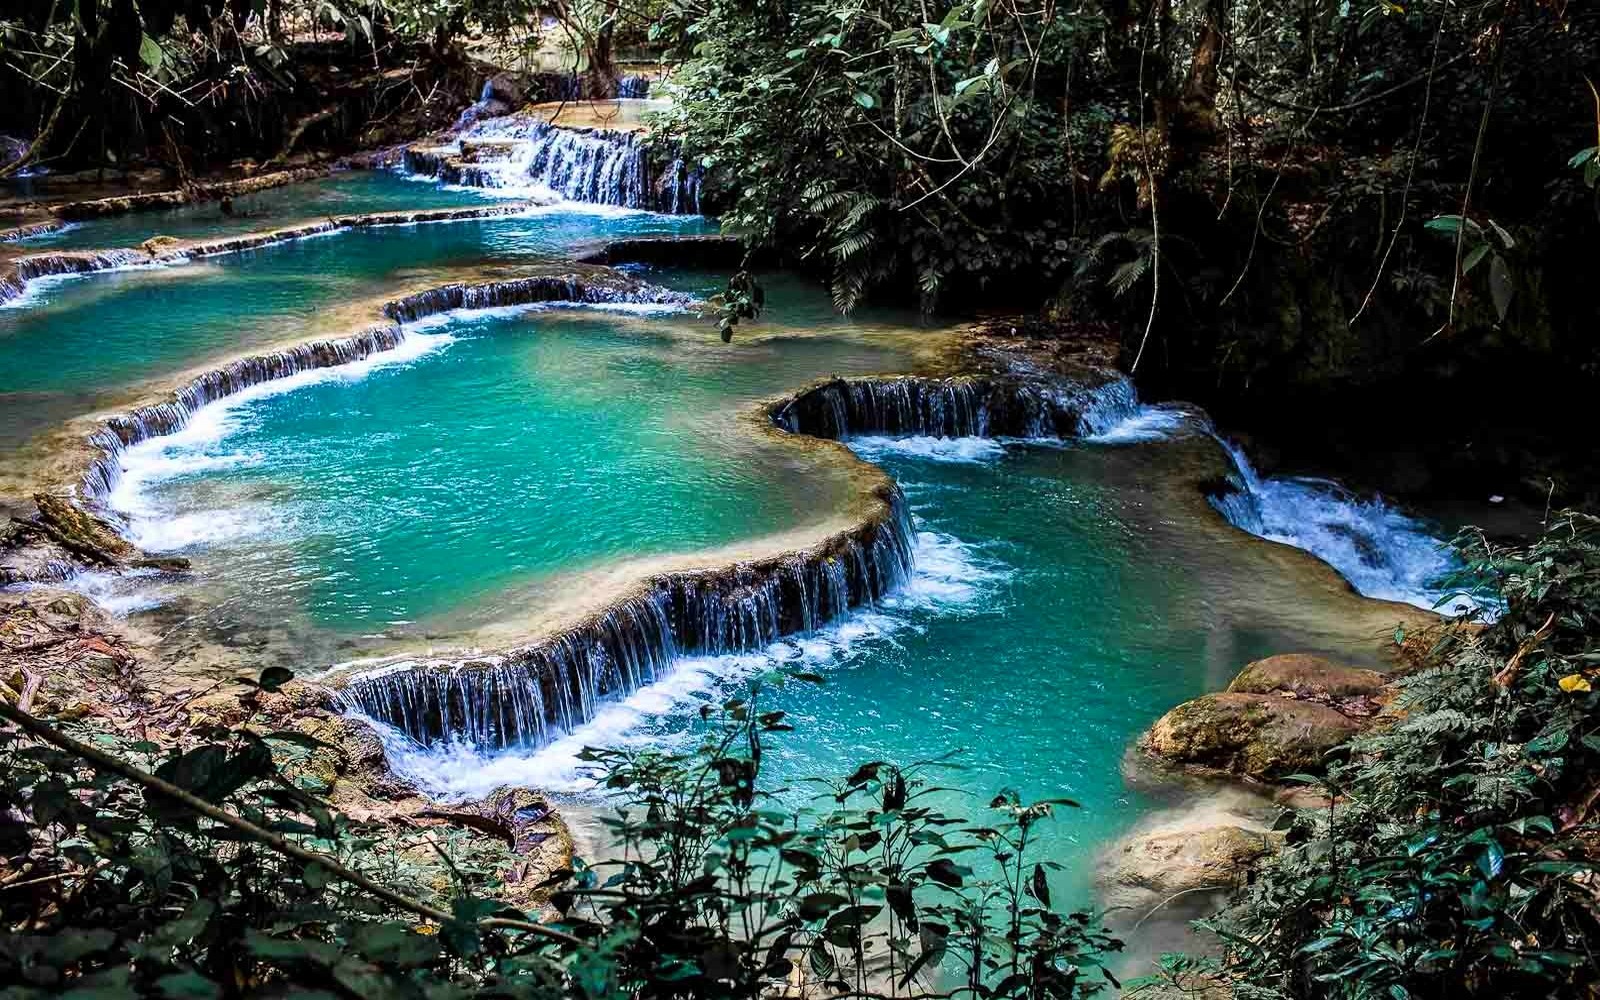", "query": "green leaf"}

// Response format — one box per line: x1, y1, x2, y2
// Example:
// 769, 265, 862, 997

1462, 243, 1490, 274
139, 34, 164, 71
352, 923, 441, 968
853, 91, 876, 110
798, 892, 849, 921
